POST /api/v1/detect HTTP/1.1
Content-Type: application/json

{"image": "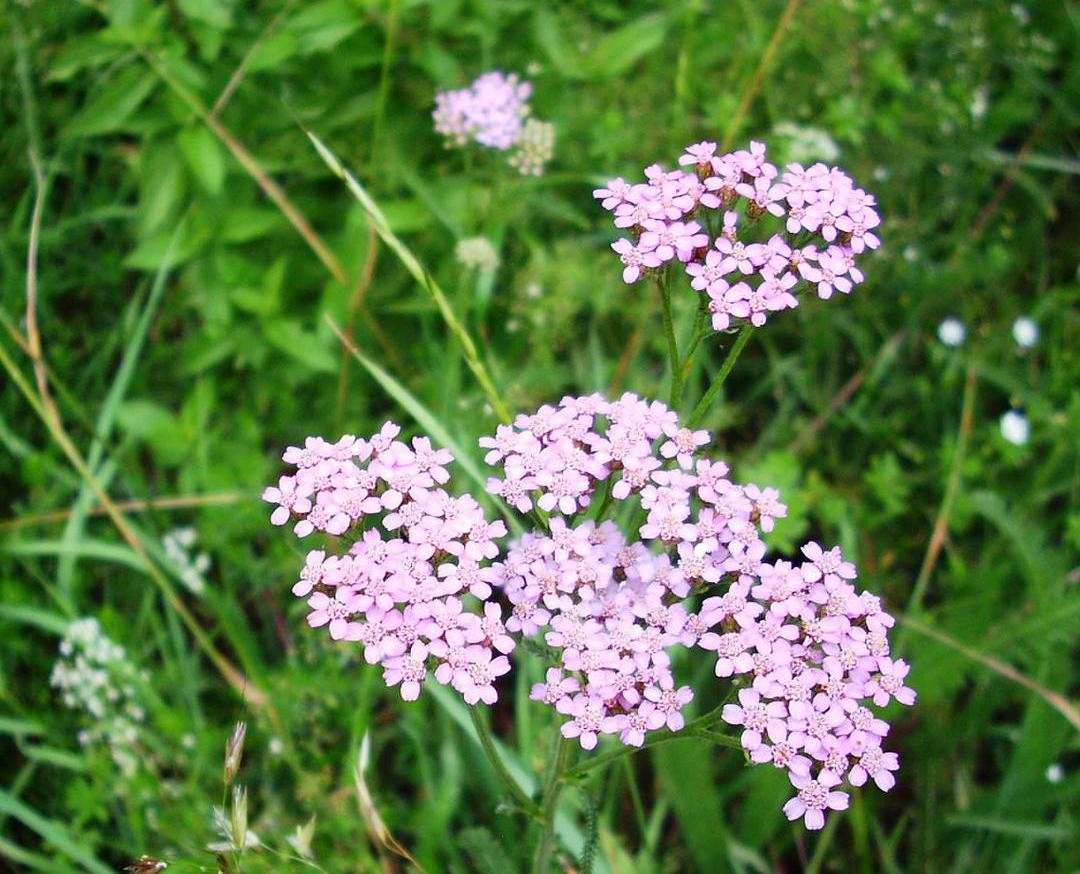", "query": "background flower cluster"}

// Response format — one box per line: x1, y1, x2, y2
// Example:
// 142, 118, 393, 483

597, 141, 880, 331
